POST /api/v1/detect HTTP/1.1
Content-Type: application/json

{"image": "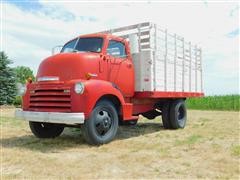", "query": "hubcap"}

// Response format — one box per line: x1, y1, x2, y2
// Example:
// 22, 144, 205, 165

95, 110, 112, 136
177, 105, 185, 122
